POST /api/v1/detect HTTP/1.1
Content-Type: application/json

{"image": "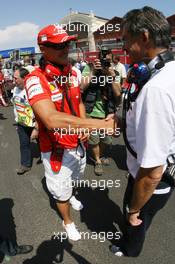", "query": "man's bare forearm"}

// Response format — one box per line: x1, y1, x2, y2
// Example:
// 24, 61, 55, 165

79, 101, 86, 119
33, 99, 115, 132
112, 81, 121, 98
49, 112, 111, 131
129, 166, 163, 212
